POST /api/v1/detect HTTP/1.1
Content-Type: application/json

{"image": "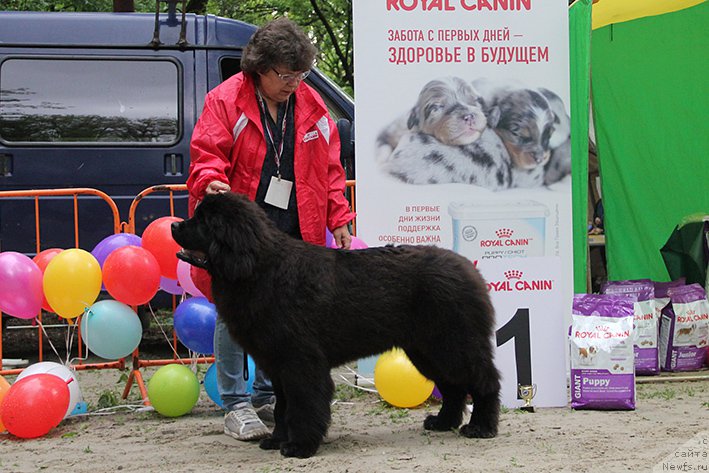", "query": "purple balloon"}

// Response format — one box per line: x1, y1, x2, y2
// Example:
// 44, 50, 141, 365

174, 297, 217, 354
0, 251, 43, 319
91, 233, 142, 267
325, 228, 335, 248
432, 385, 442, 400
160, 276, 184, 296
